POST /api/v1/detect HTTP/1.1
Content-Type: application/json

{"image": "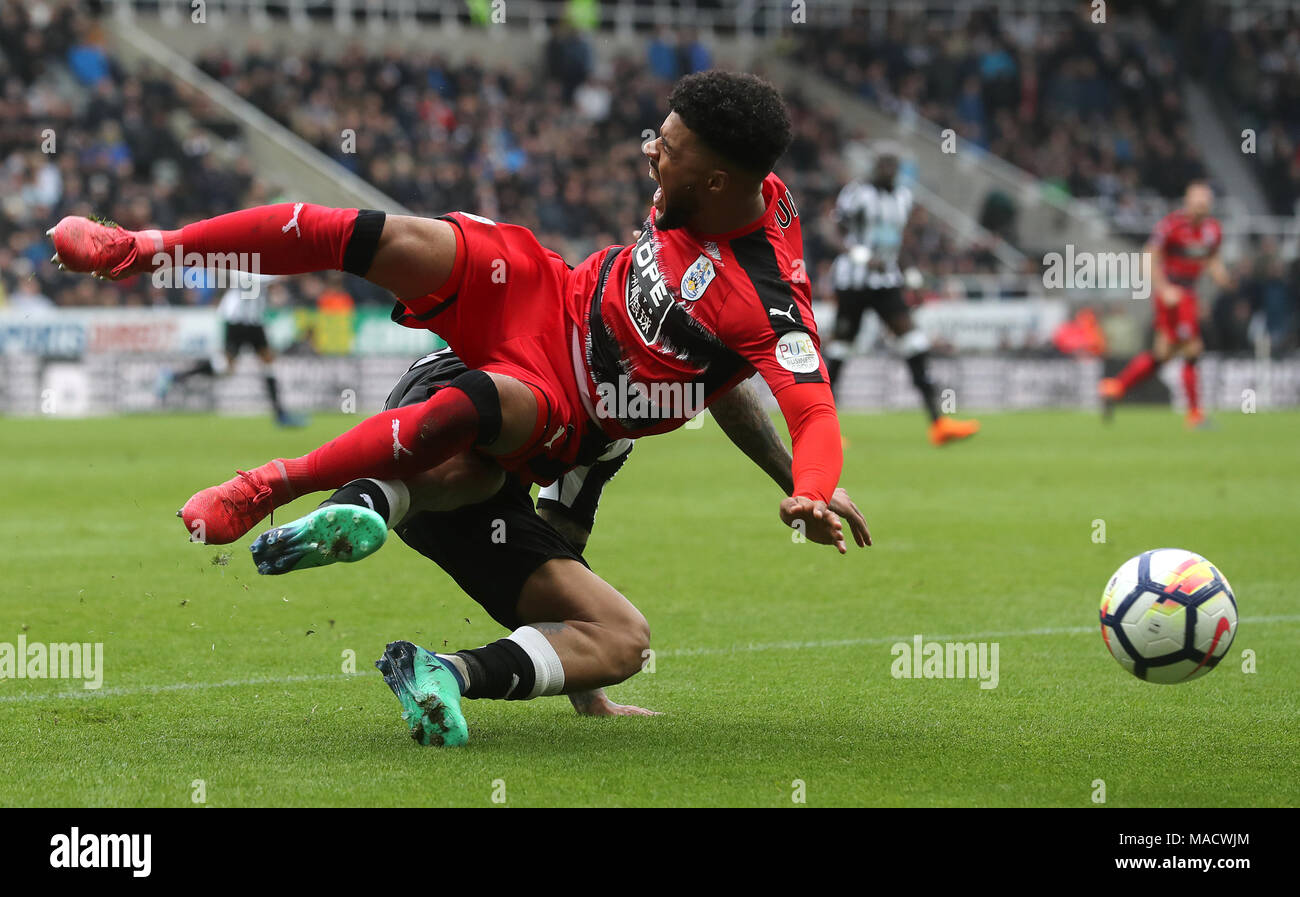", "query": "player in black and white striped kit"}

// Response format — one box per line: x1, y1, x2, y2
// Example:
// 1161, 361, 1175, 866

159, 275, 306, 427
826, 152, 978, 446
